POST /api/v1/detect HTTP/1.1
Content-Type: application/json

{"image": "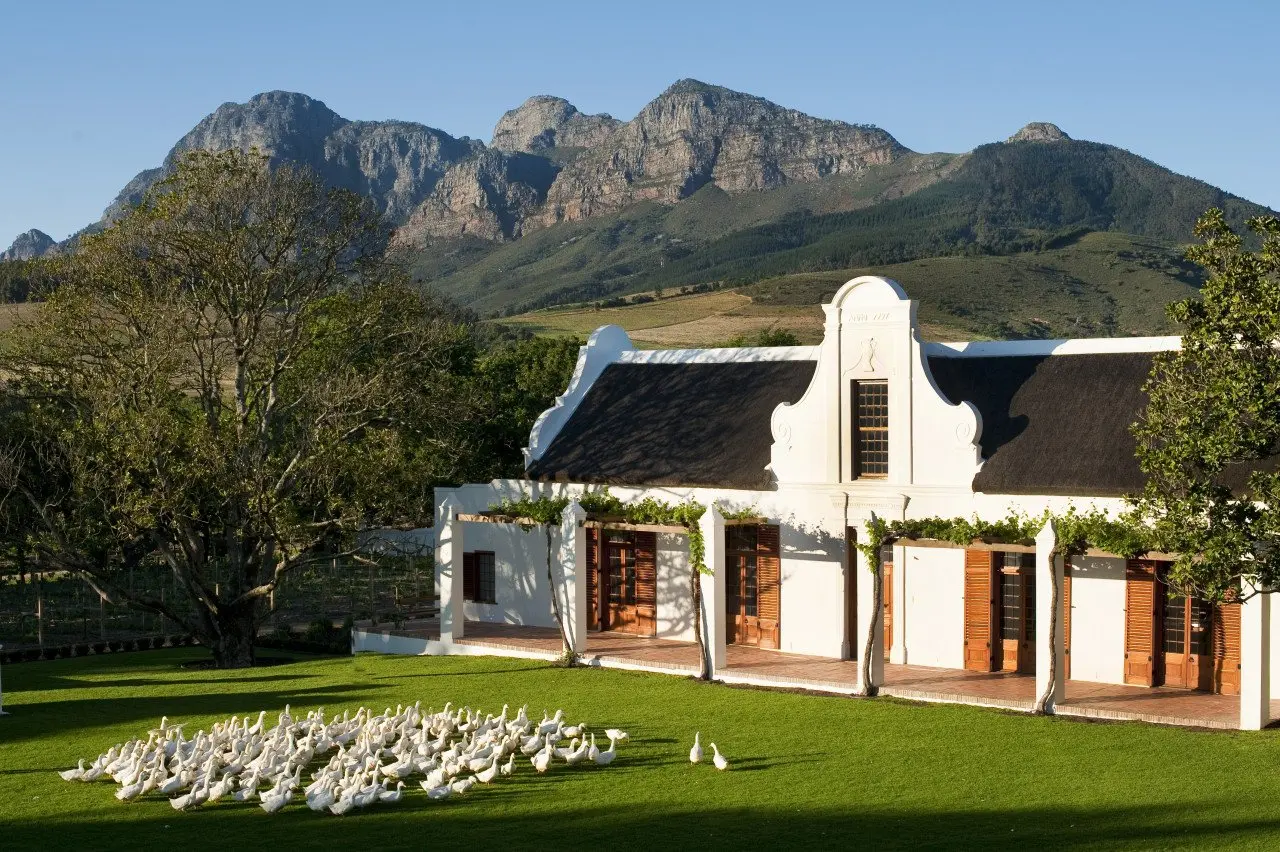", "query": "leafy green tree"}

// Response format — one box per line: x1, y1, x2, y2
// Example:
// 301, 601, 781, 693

468, 335, 582, 478
1133, 209, 1280, 600
0, 149, 472, 667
